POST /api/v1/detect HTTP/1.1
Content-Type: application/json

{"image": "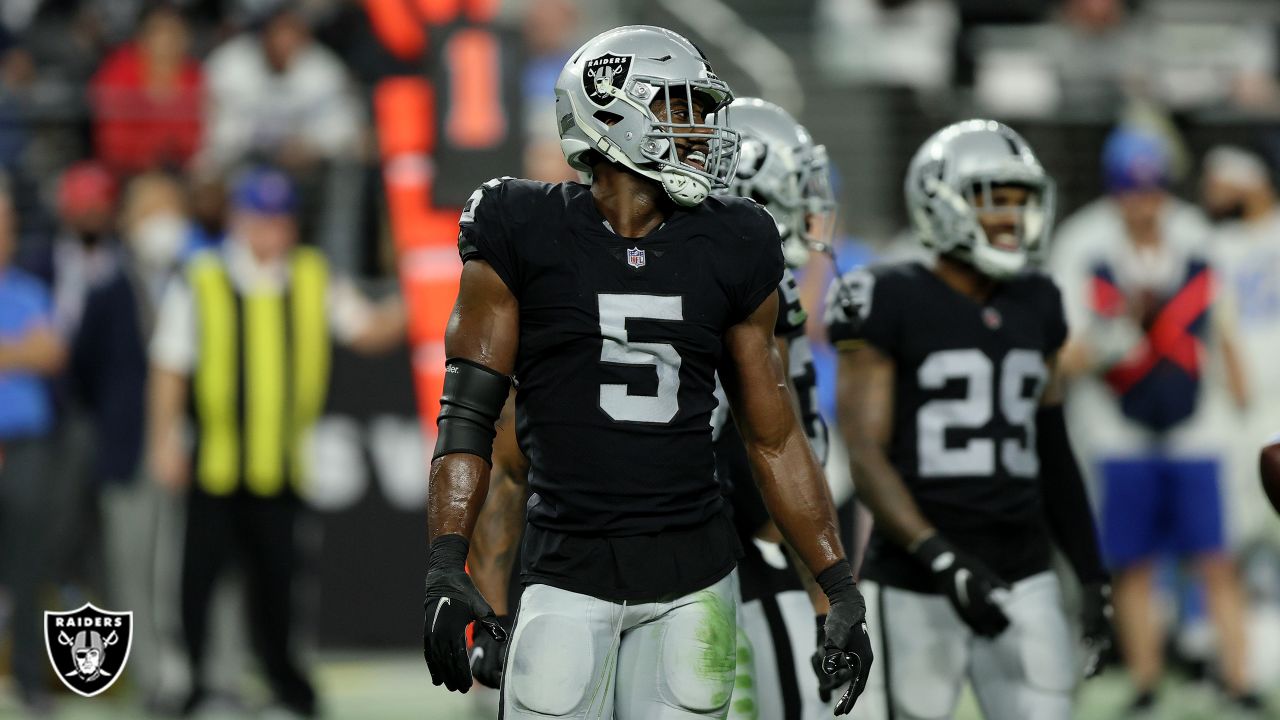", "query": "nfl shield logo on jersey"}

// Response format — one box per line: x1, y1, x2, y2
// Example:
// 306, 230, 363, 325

45, 604, 133, 697
627, 247, 646, 269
